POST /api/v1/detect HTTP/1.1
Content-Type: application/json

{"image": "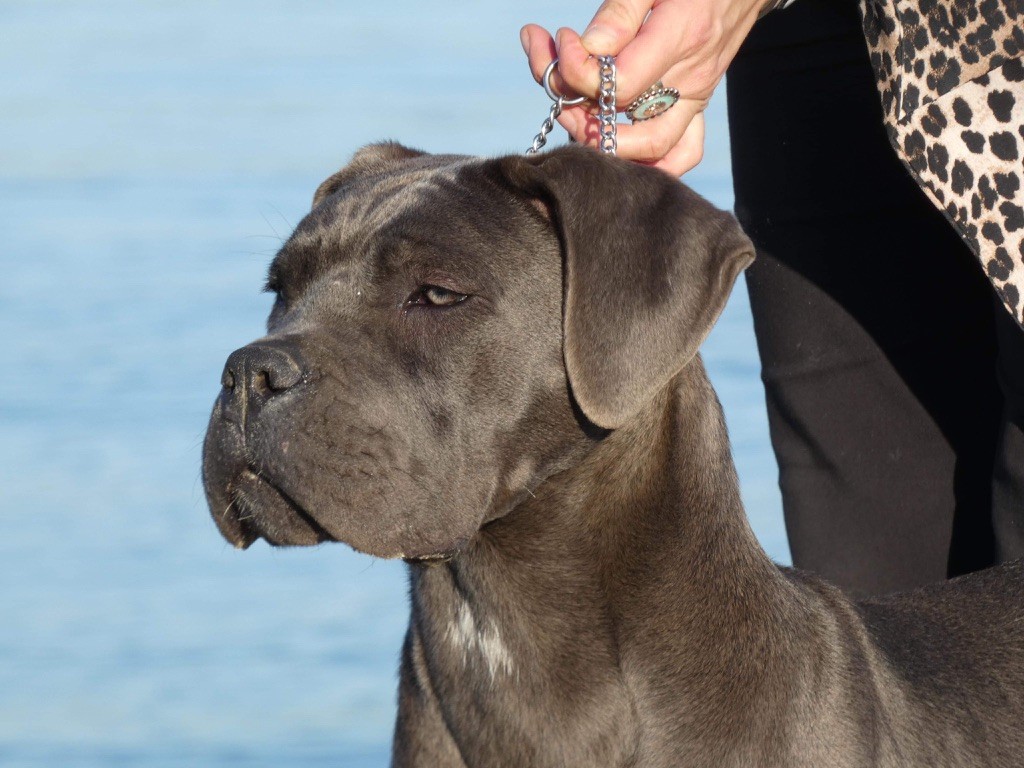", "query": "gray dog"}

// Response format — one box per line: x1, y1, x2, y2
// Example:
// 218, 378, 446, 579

203, 143, 1024, 767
